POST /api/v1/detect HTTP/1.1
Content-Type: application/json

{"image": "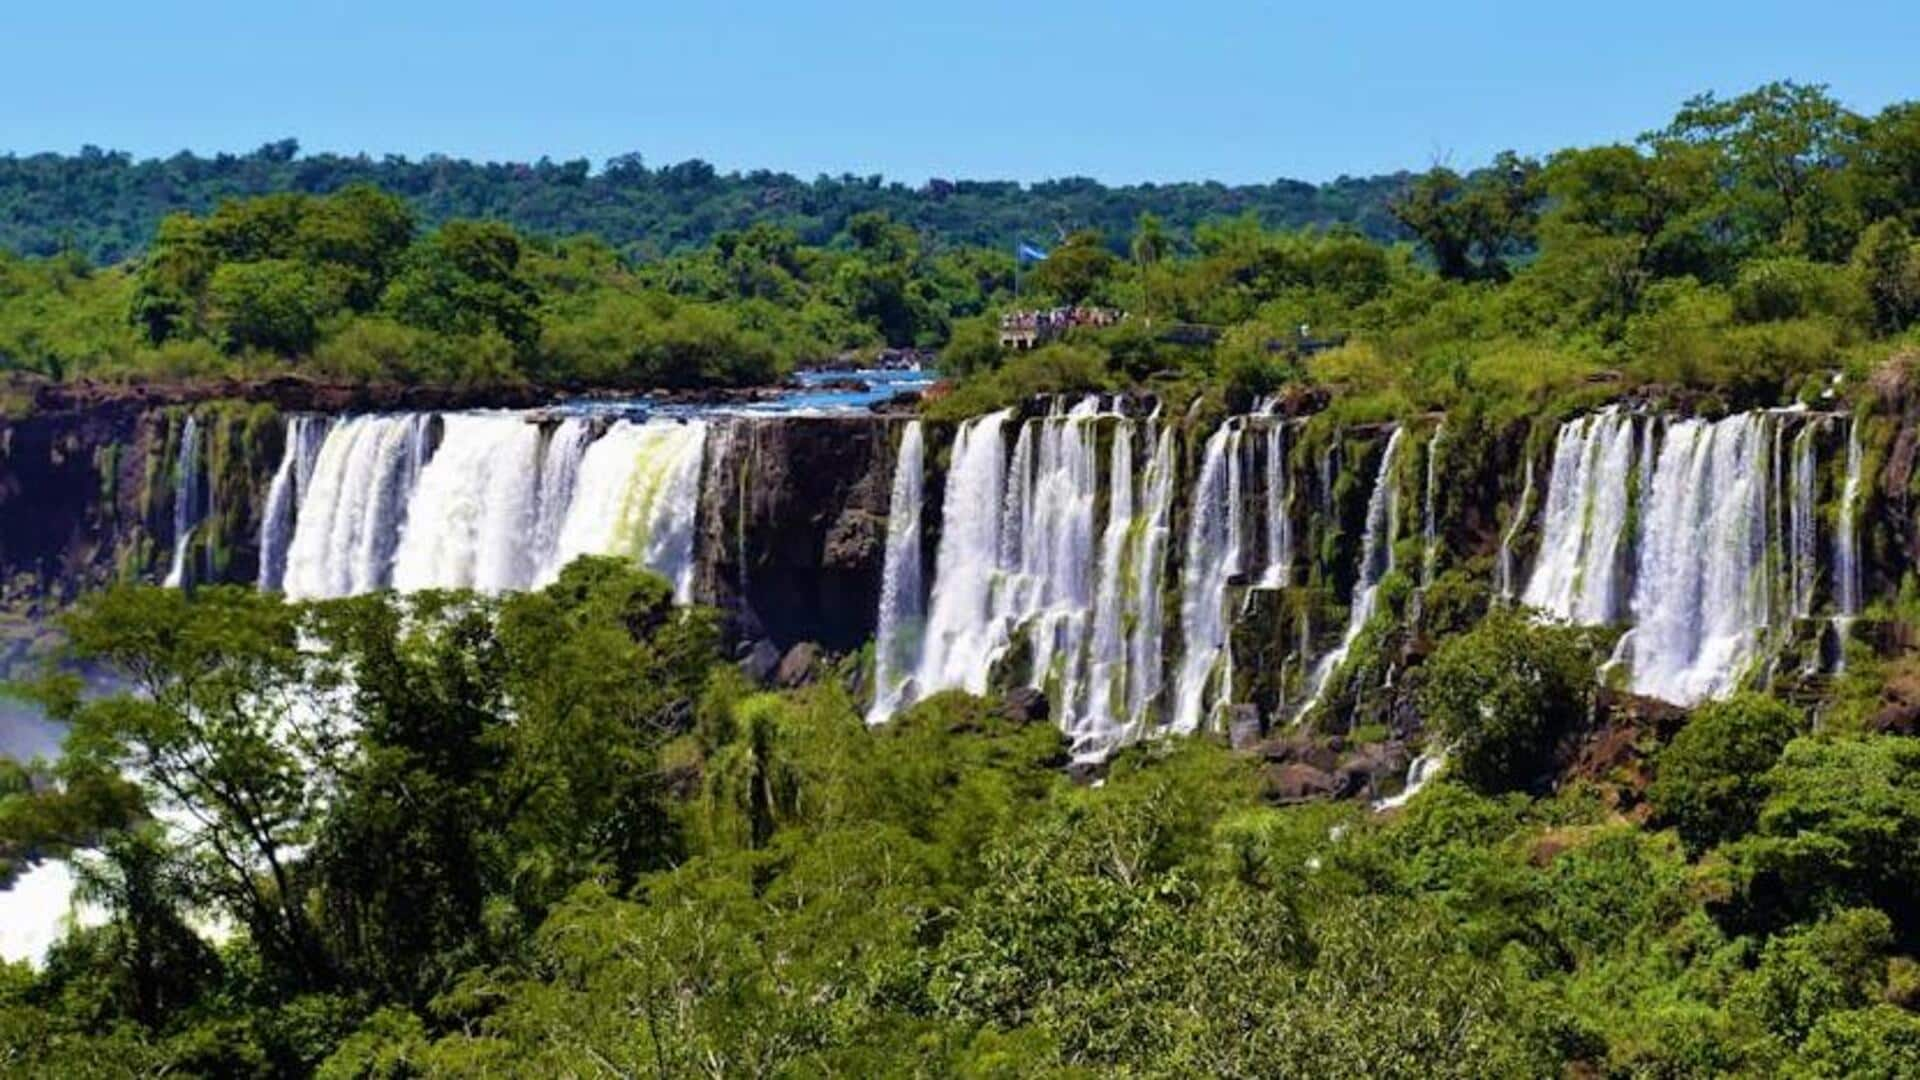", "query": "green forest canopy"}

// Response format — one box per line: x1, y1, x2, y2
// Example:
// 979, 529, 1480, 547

1, 81, 1915, 418
0, 138, 1408, 266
